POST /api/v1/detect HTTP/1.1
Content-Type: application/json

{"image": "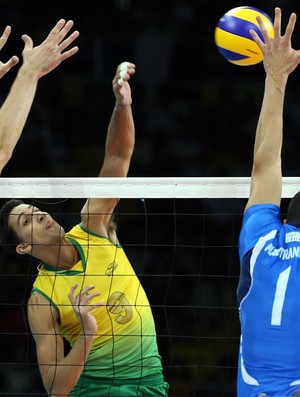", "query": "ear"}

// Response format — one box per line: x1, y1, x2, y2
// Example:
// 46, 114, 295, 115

16, 243, 32, 255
